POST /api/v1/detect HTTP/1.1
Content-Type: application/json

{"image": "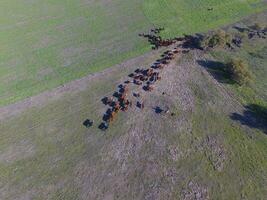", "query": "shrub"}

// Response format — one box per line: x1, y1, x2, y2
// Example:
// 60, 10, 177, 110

251, 23, 265, 31
226, 59, 252, 85
201, 29, 232, 49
